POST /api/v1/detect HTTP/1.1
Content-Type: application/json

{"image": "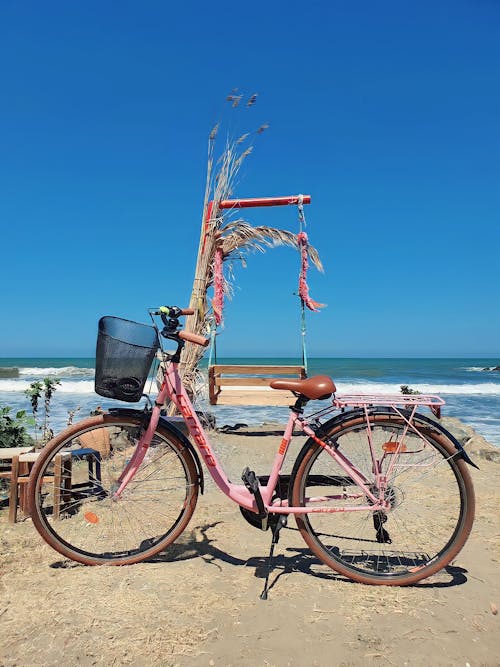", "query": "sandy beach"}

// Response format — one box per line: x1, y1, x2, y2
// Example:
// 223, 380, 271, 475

1, 418, 499, 666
